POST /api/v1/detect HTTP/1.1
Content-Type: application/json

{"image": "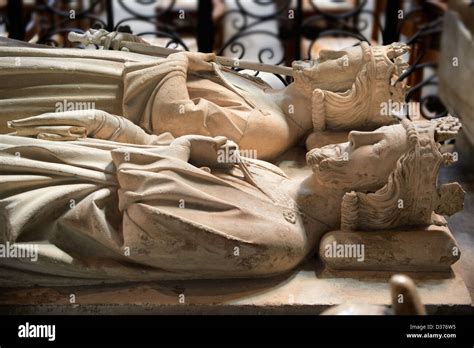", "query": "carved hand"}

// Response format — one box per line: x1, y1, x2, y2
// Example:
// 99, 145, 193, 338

7, 110, 154, 144
168, 51, 217, 72
171, 135, 238, 168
